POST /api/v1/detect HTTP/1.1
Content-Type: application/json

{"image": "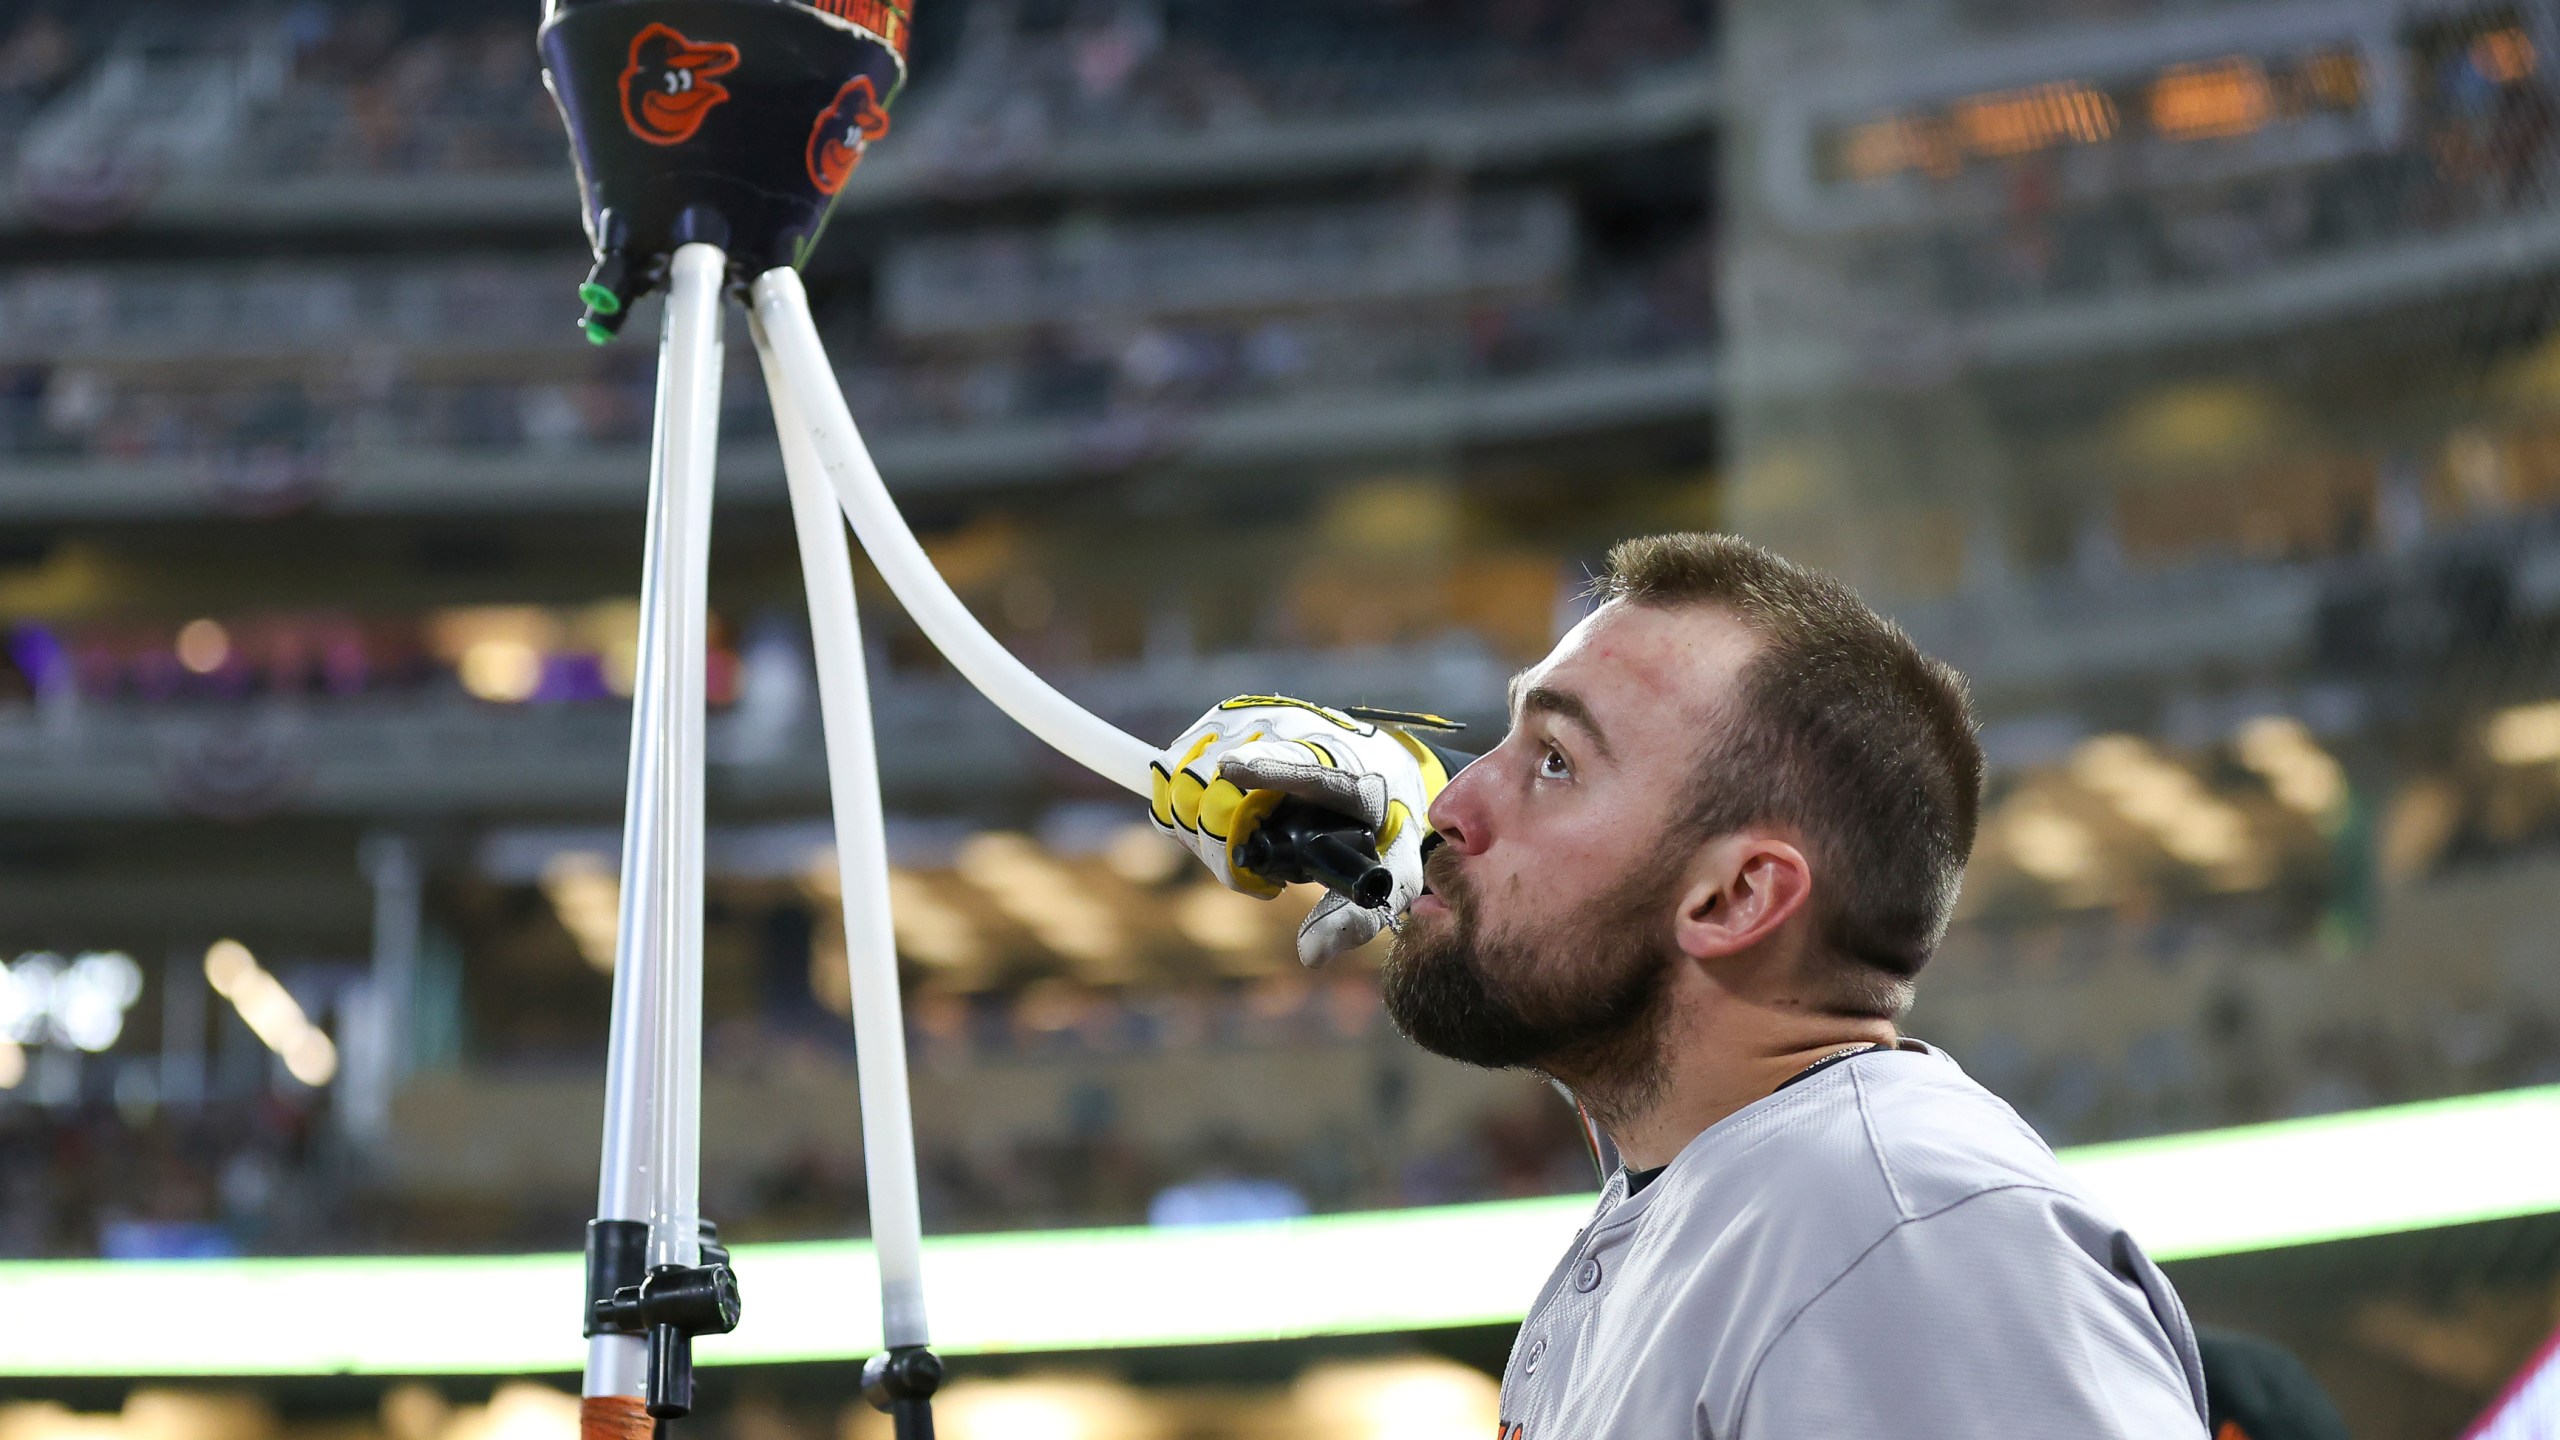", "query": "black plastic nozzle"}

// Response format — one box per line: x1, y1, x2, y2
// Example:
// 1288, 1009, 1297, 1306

1235, 799, 1395, 910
